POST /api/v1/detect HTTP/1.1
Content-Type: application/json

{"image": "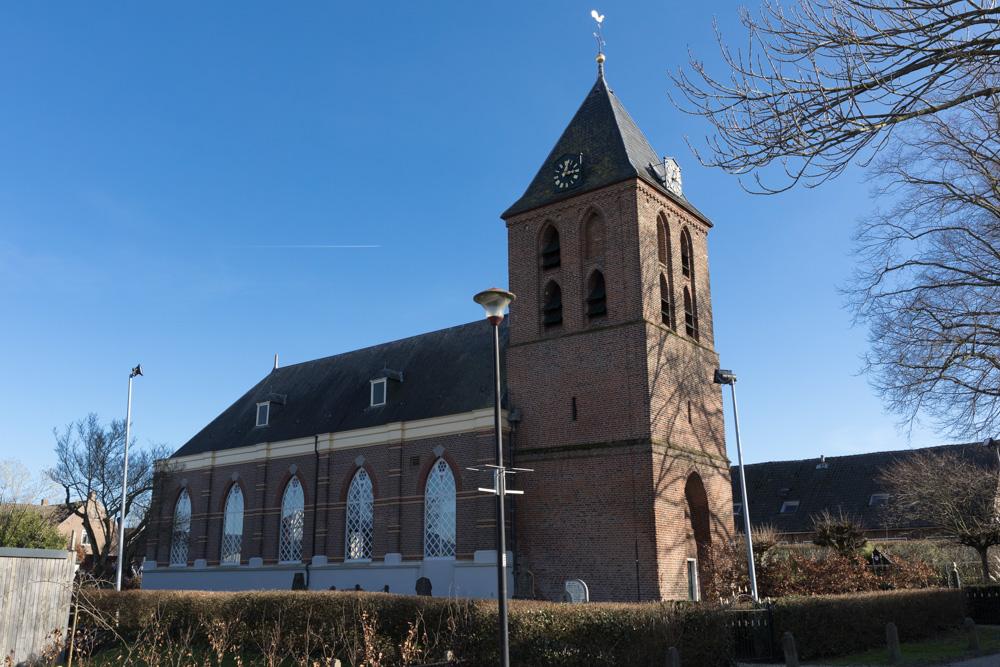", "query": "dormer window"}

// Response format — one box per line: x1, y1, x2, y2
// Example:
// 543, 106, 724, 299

256, 402, 270, 427
869, 493, 890, 506
370, 378, 387, 407
780, 500, 800, 513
